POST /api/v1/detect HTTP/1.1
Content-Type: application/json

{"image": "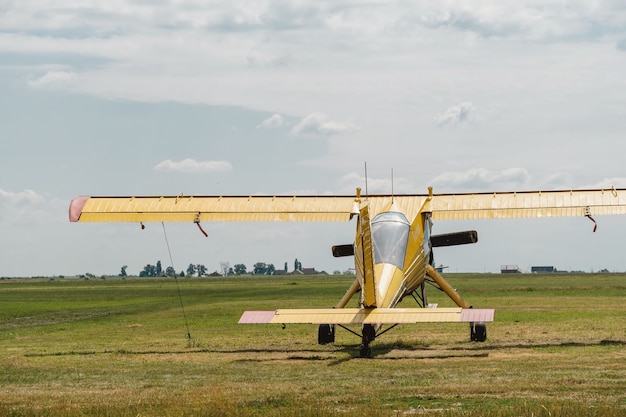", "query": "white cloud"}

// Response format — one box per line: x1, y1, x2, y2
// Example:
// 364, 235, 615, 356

291, 113, 359, 136
434, 102, 477, 127
419, 4, 626, 43
338, 171, 415, 194
0, 189, 58, 225
0, 188, 46, 204
154, 159, 233, 173
28, 70, 77, 90
257, 114, 285, 128
431, 168, 530, 191
585, 177, 626, 189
